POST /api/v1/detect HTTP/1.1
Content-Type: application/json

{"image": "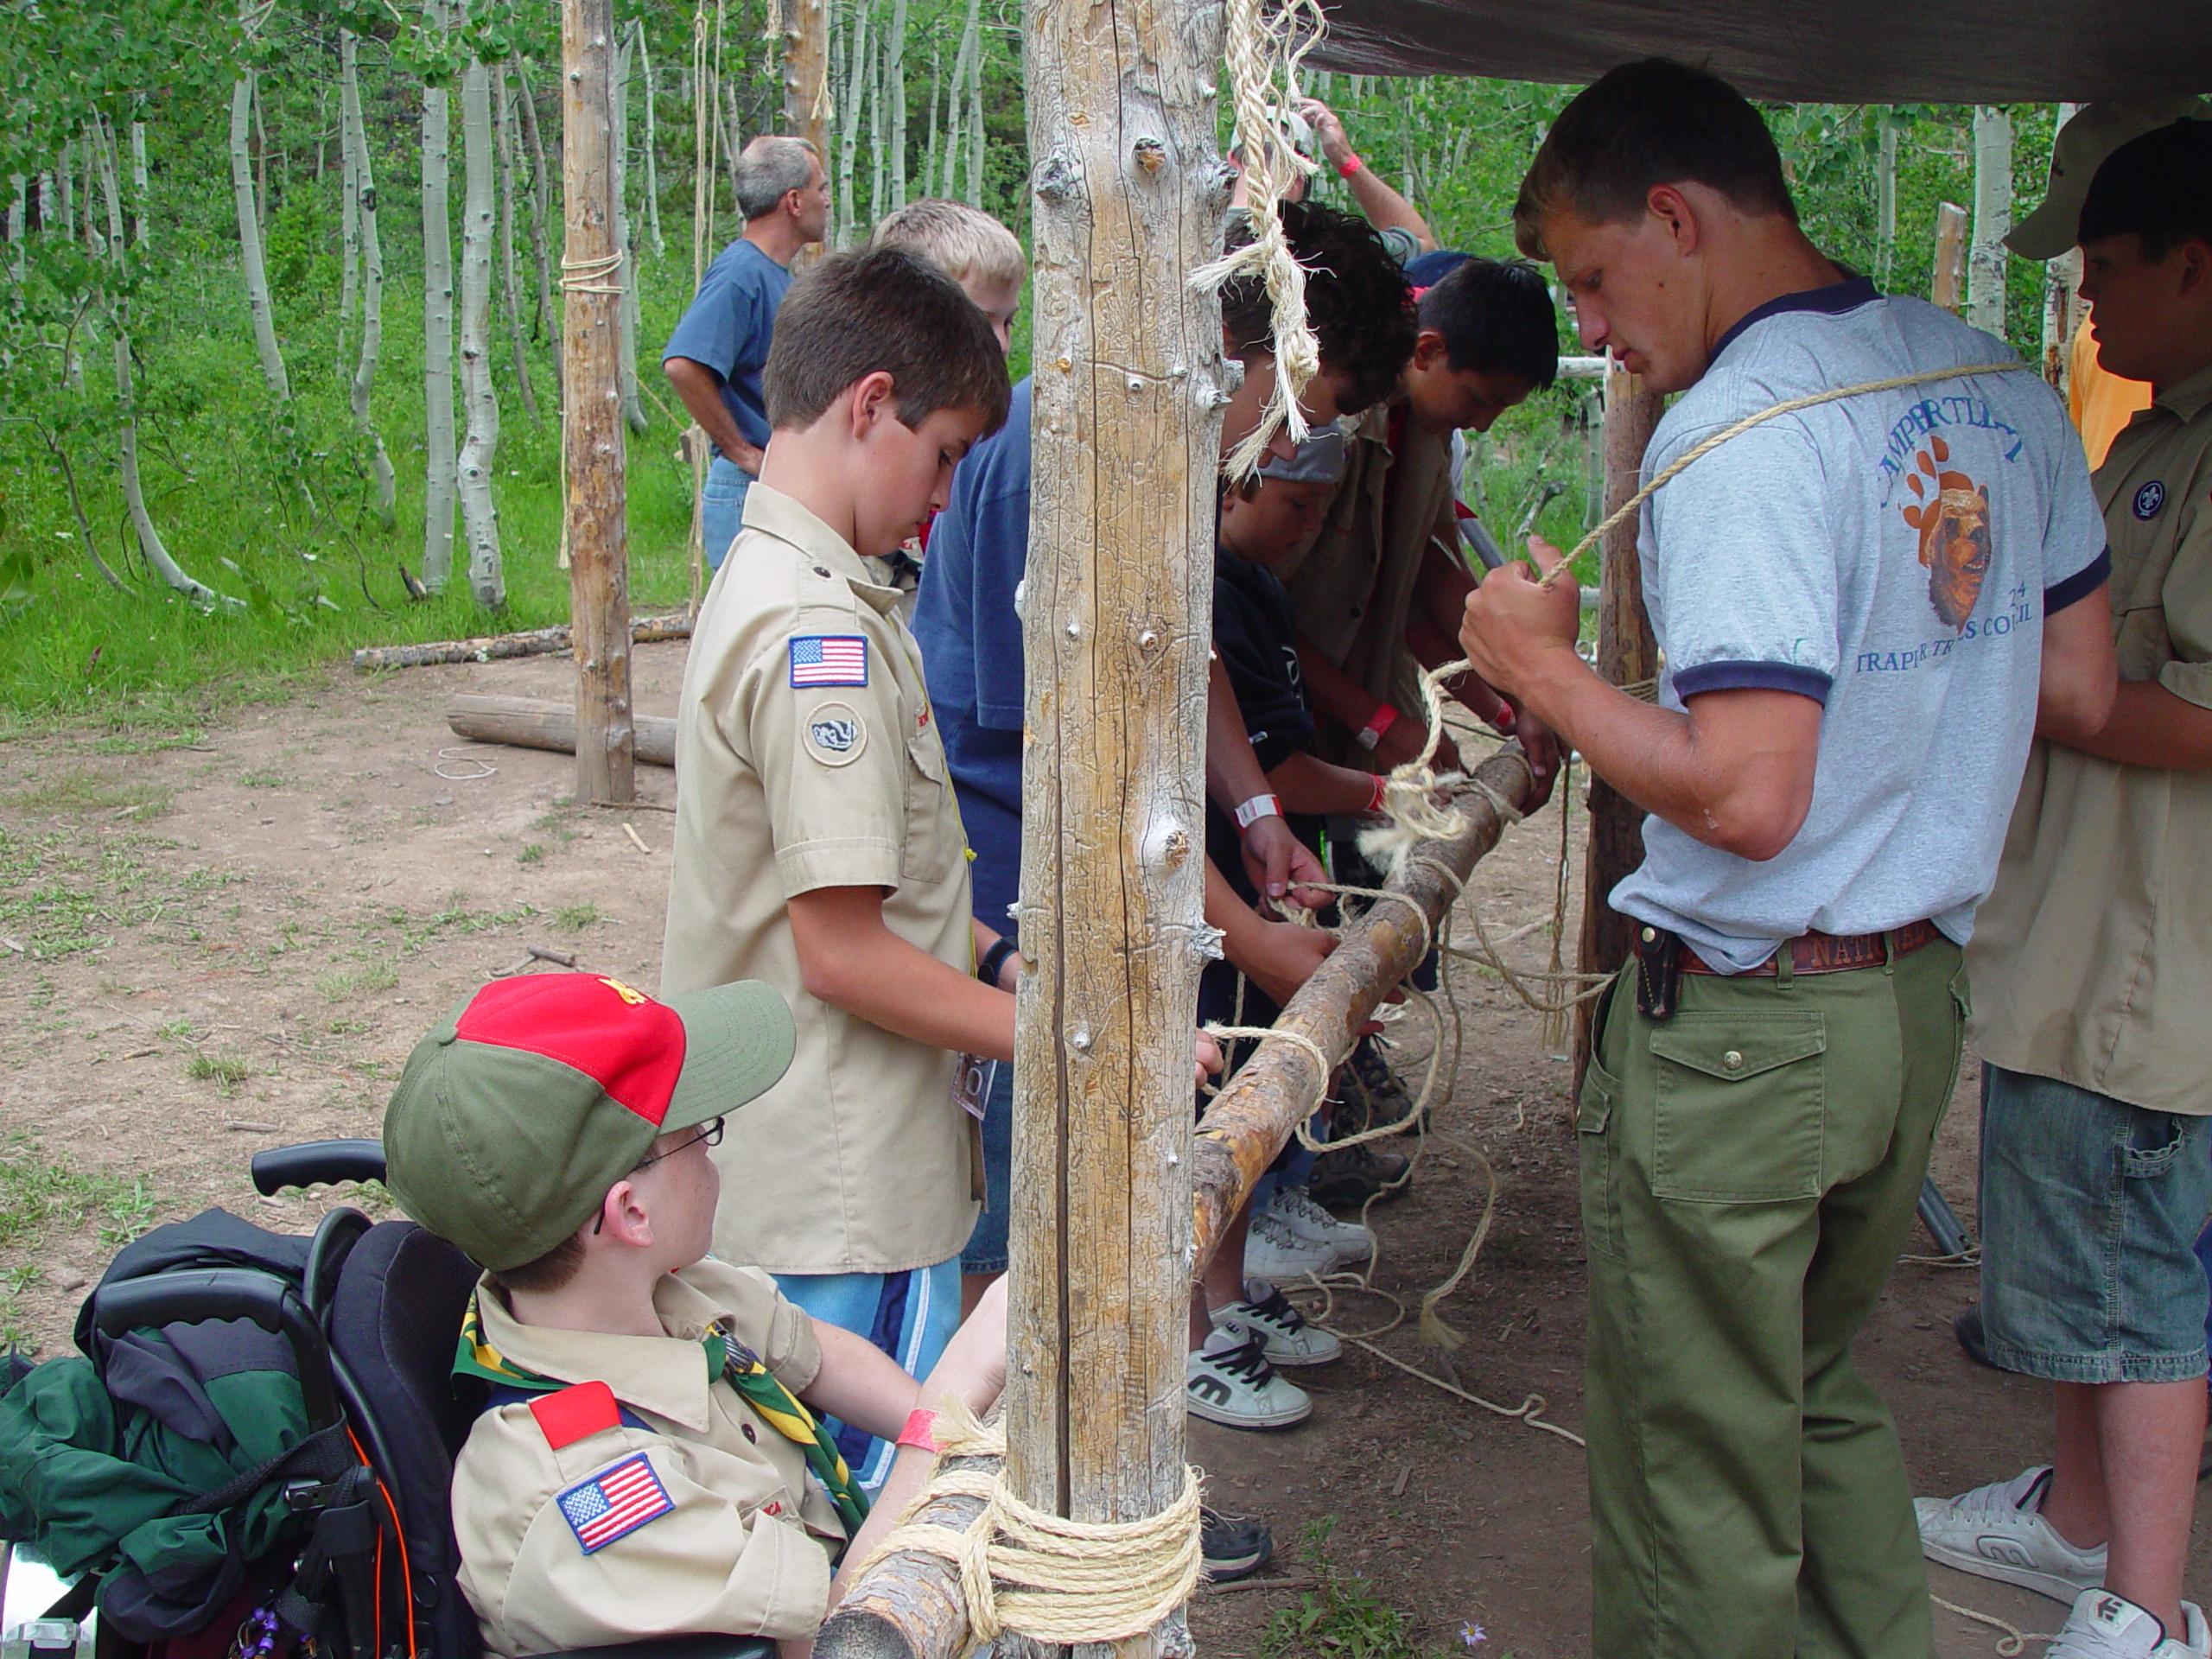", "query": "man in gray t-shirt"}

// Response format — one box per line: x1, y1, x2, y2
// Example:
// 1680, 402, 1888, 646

1459, 60, 2115, 1659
